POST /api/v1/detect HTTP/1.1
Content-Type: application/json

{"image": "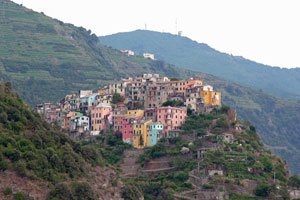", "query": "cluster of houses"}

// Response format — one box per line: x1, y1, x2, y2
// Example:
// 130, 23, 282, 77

36, 74, 221, 149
